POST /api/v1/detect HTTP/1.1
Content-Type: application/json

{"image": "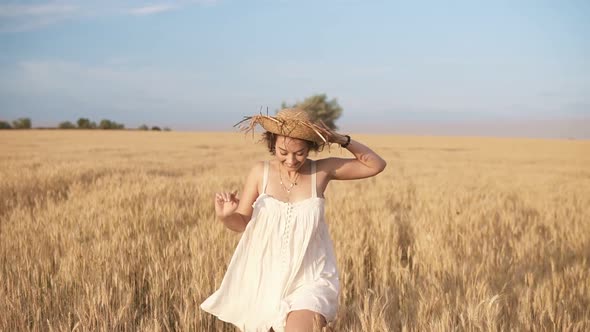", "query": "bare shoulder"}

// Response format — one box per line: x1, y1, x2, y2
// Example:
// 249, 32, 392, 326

247, 160, 266, 180
248, 160, 269, 188
236, 161, 266, 212
252, 160, 266, 172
